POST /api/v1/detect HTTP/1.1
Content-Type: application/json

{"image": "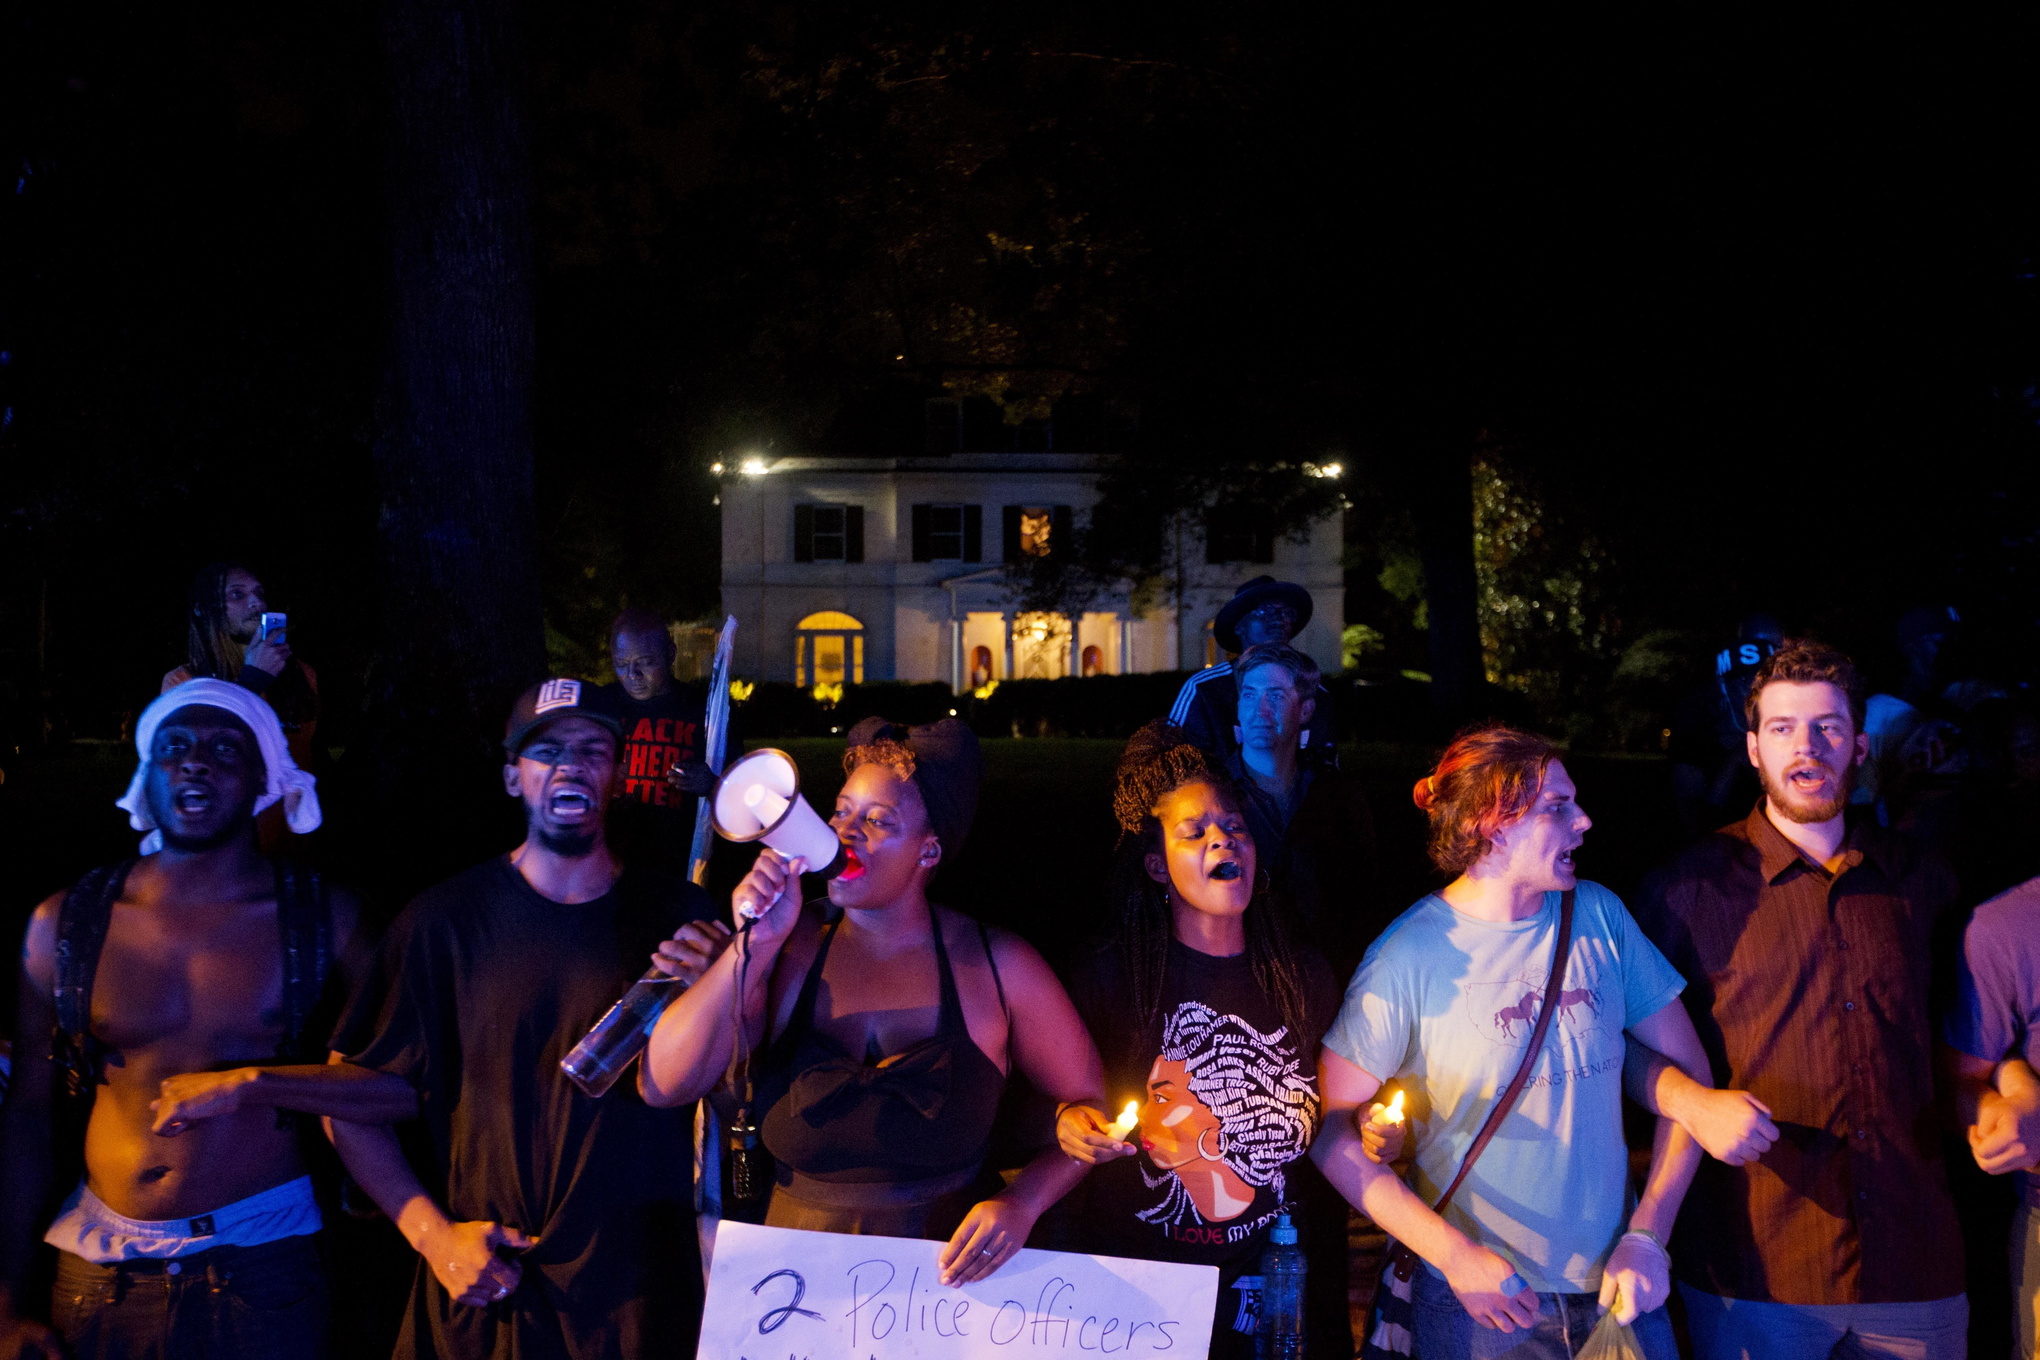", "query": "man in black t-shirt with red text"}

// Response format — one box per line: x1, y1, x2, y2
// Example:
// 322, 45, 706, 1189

596, 608, 735, 877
